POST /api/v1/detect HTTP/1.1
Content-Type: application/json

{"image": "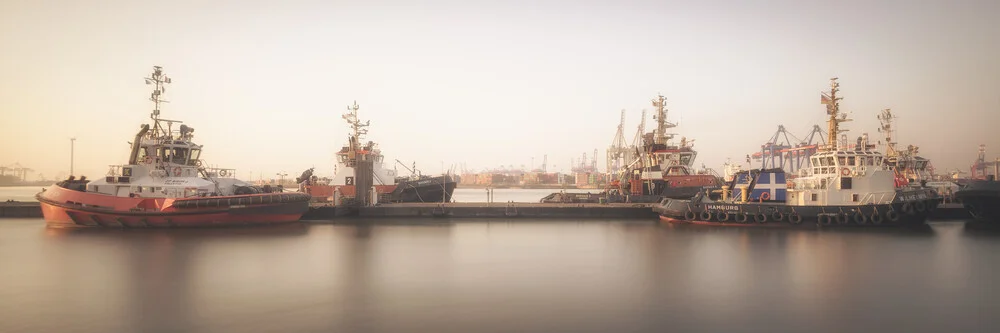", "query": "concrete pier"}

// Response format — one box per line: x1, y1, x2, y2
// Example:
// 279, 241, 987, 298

1, 200, 973, 221
0, 202, 43, 218
359, 202, 657, 219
